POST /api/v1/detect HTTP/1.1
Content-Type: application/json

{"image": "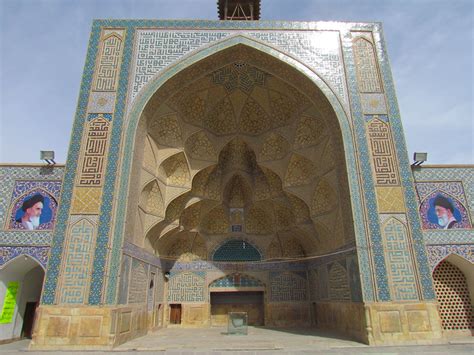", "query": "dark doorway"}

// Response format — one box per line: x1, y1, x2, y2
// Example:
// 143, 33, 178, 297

21, 302, 38, 338
211, 291, 264, 326
169, 304, 182, 324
